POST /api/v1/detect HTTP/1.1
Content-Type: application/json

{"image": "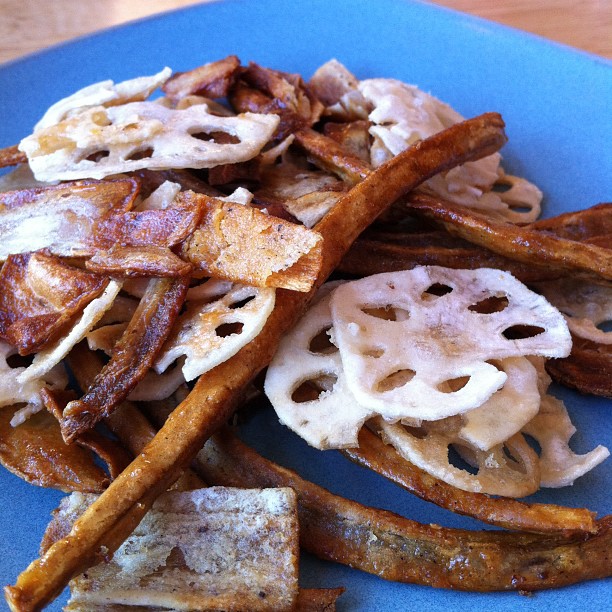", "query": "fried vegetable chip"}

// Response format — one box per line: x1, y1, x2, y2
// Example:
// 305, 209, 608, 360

155, 279, 276, 382
20, 100, 280, 182
329, 267, 571, 421
47, 487, 299, 611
